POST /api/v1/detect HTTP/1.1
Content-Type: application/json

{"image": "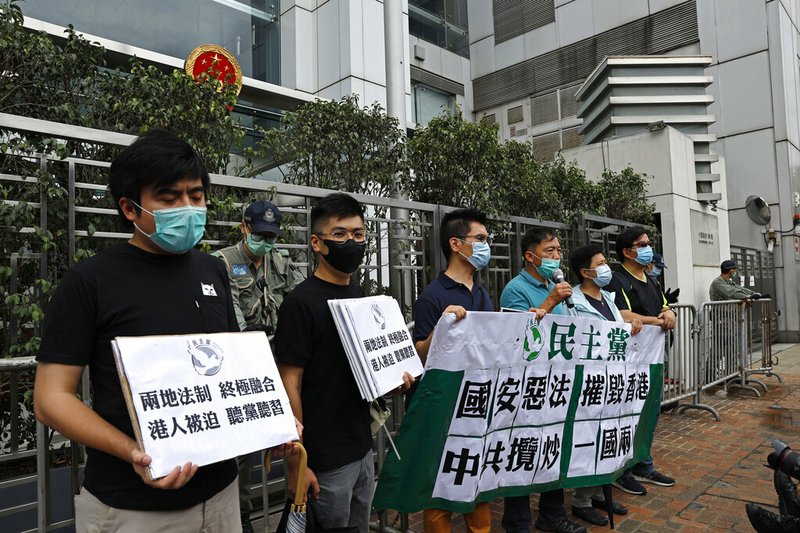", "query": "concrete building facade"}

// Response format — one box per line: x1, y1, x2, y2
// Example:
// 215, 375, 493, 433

19, 0, 800, 338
